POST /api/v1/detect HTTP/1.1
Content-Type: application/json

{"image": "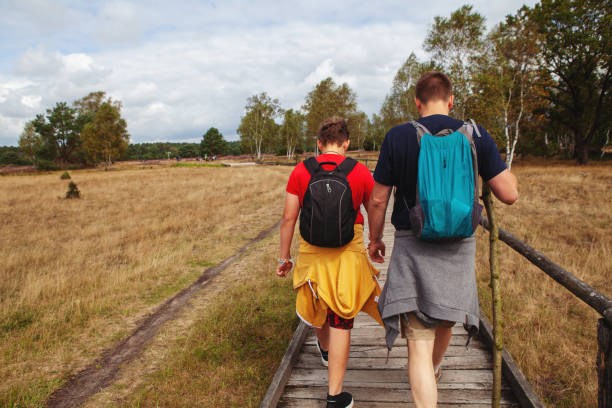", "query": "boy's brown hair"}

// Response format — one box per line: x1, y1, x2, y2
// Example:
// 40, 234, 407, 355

415, 71, 453, 103
318, 116, 349, 146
